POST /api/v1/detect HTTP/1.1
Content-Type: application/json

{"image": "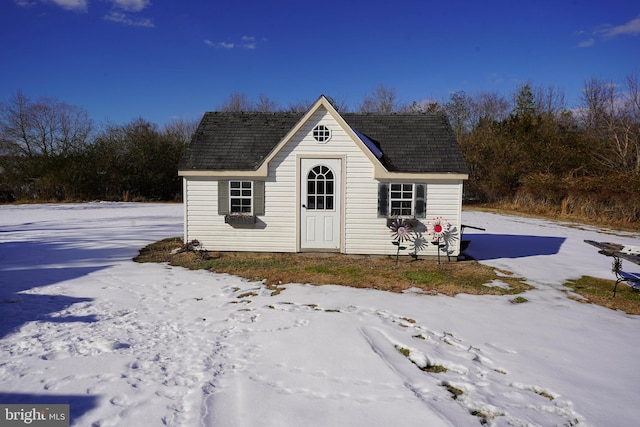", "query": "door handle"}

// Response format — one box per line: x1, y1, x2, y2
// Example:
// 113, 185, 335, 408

302, 204, 307, 209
